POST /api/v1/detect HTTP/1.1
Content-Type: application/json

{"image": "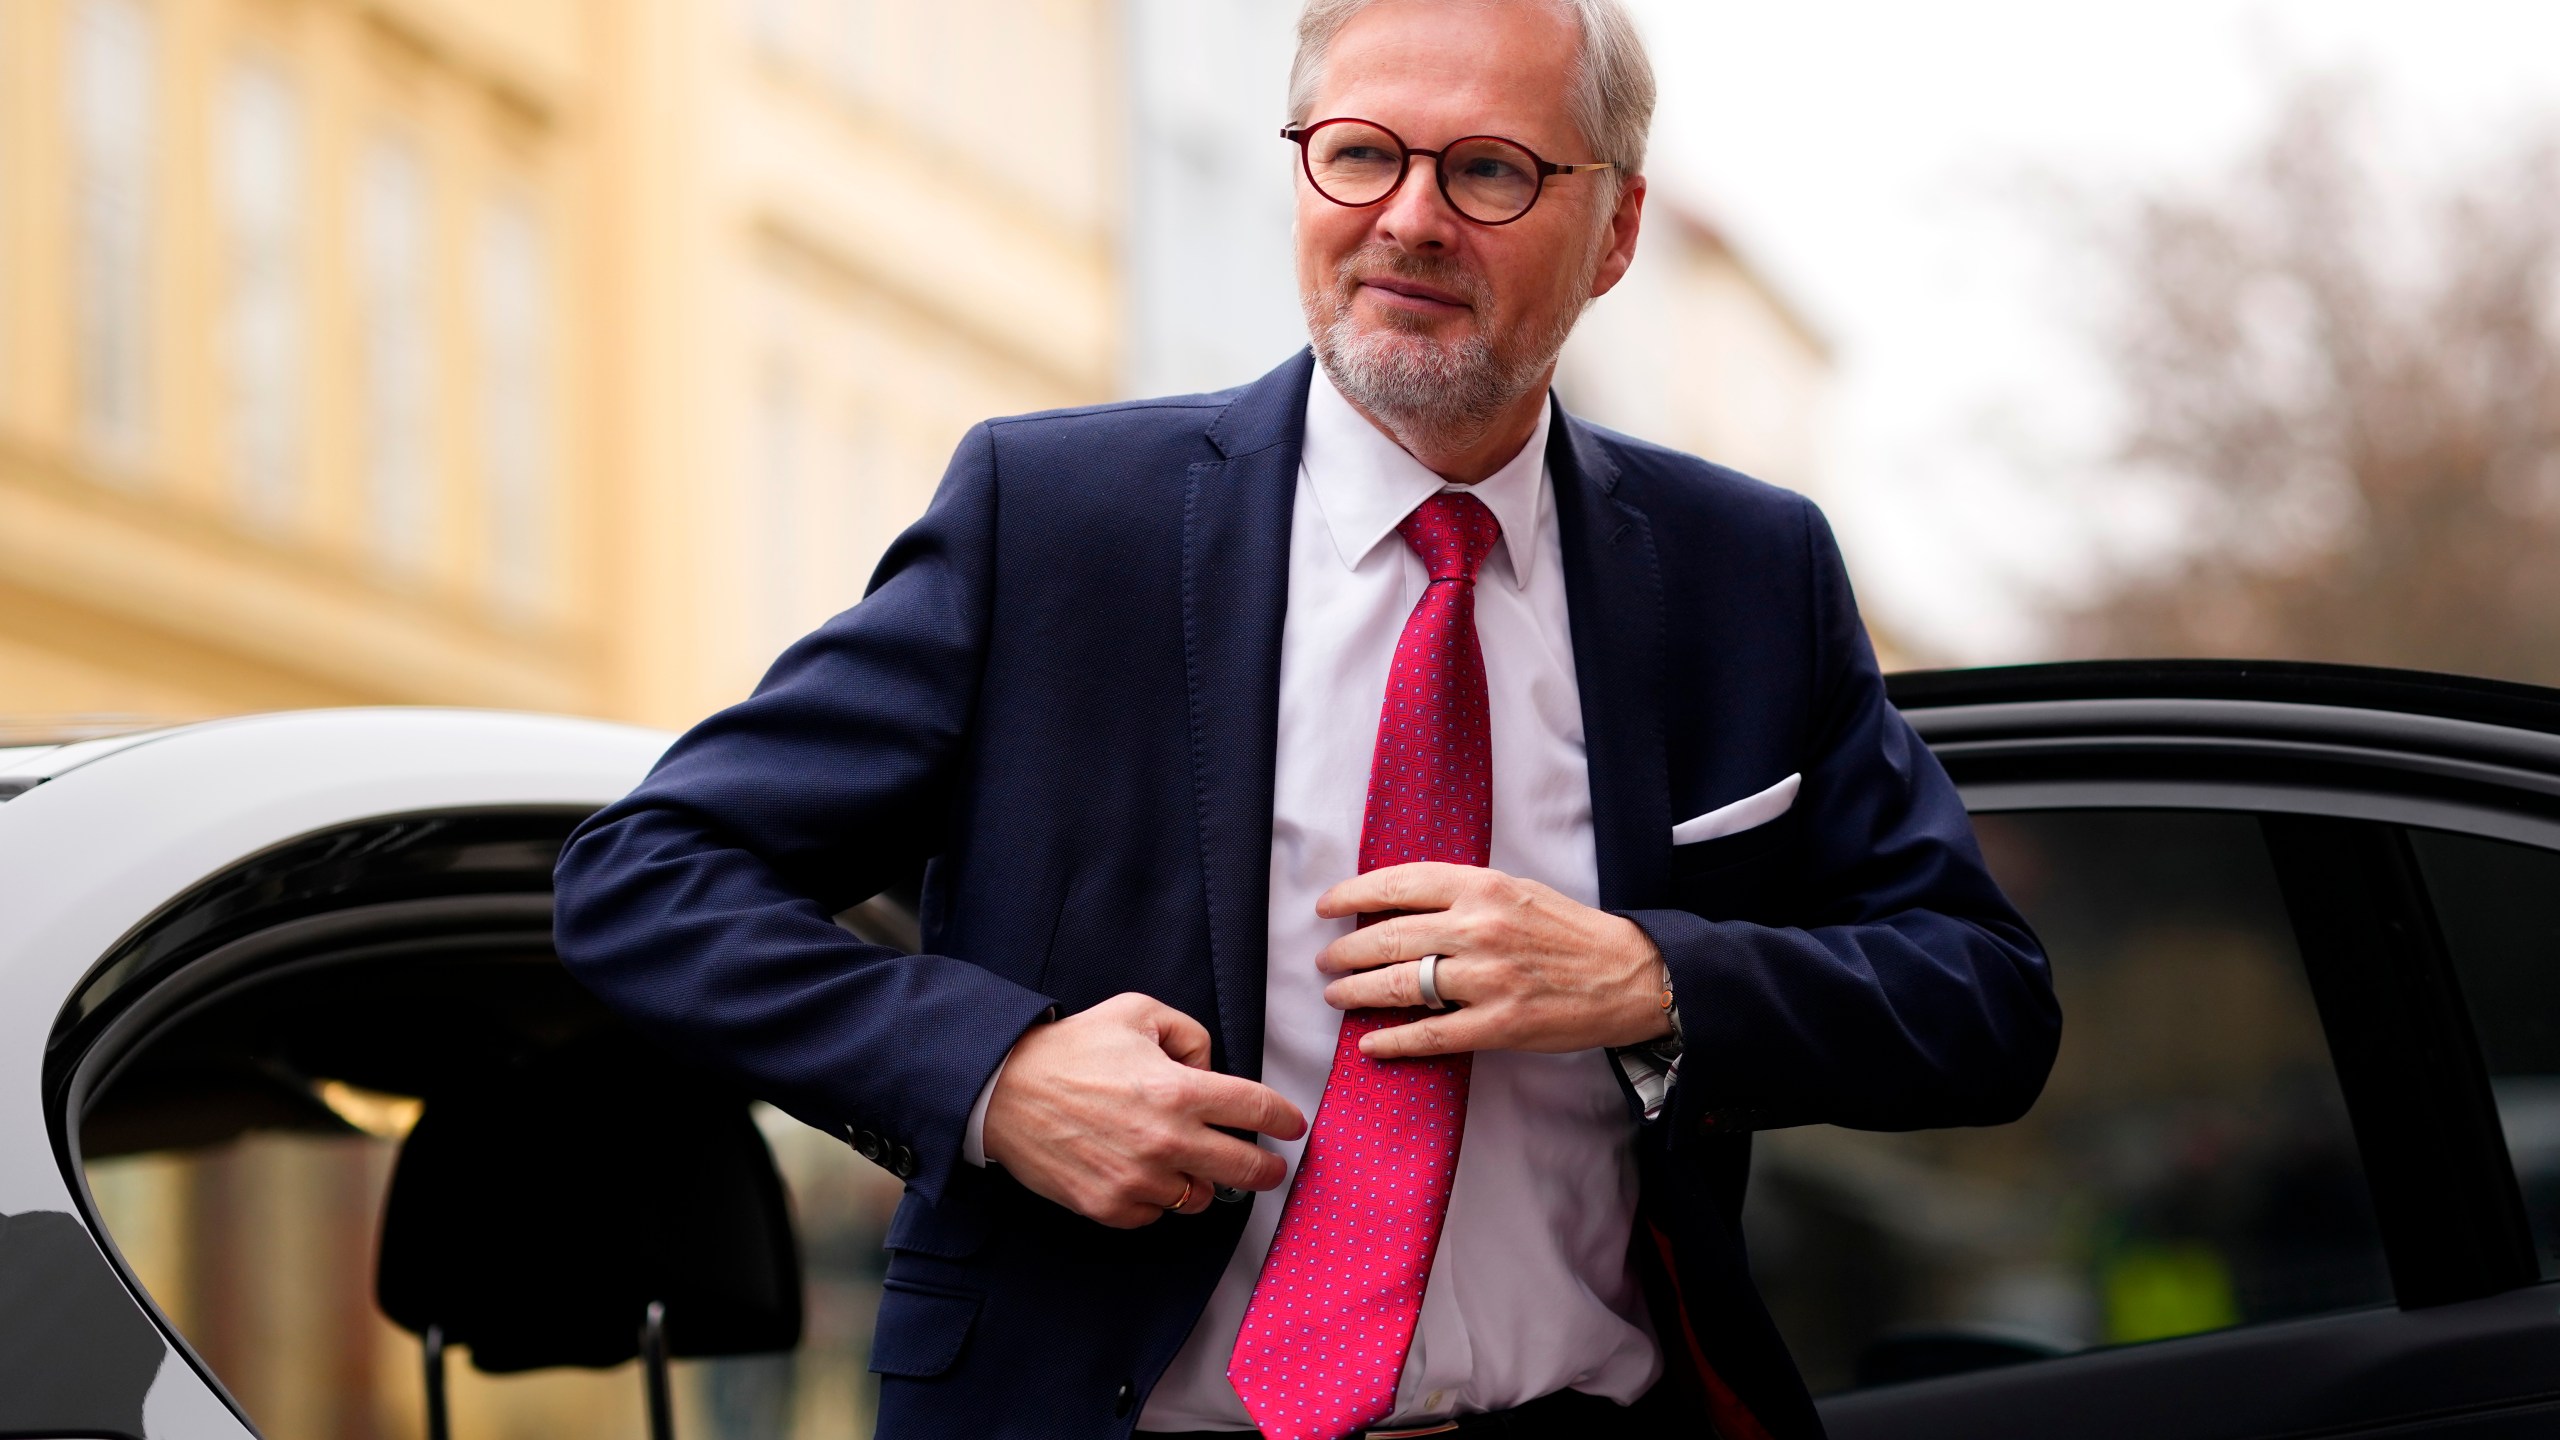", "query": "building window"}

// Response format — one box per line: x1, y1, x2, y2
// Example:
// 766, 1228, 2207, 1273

218, 59, 303, 530
70, 0, 155, 473
357, 135, 434, 576
477, 195, 548, 617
